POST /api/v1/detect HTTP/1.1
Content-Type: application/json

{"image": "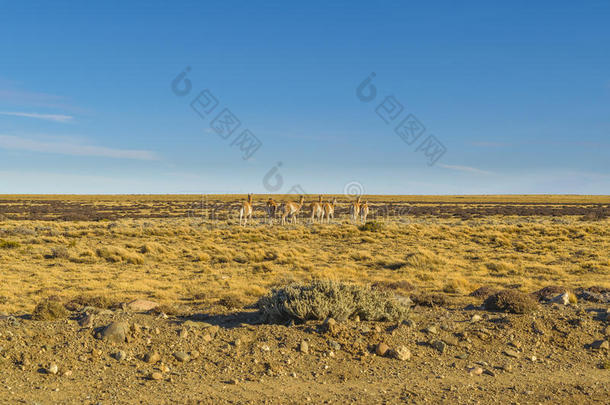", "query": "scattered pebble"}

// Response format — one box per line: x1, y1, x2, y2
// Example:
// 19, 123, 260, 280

173, 351, 190, 362
375, 343, 389, 357
144, 351, 160, 364
299, 340, 309, 354
390, 346, 411, 361
149, 372, 163, 381
47, 364, 58, 375
503, 349, 520, 358
113, 350, 127, 361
